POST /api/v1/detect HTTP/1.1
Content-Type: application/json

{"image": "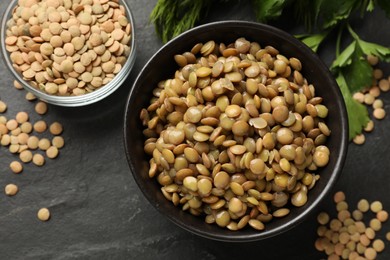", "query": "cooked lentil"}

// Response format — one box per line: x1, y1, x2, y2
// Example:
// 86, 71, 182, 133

140, 38, 331, 231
